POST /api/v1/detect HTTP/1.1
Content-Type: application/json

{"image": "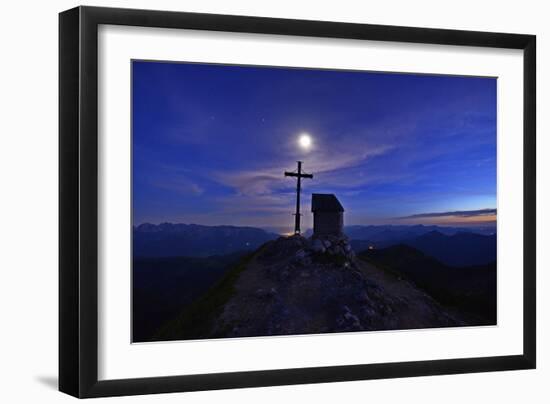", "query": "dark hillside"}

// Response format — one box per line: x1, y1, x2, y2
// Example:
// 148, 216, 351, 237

359, 244, 496, 324
132, 252, 244, 341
